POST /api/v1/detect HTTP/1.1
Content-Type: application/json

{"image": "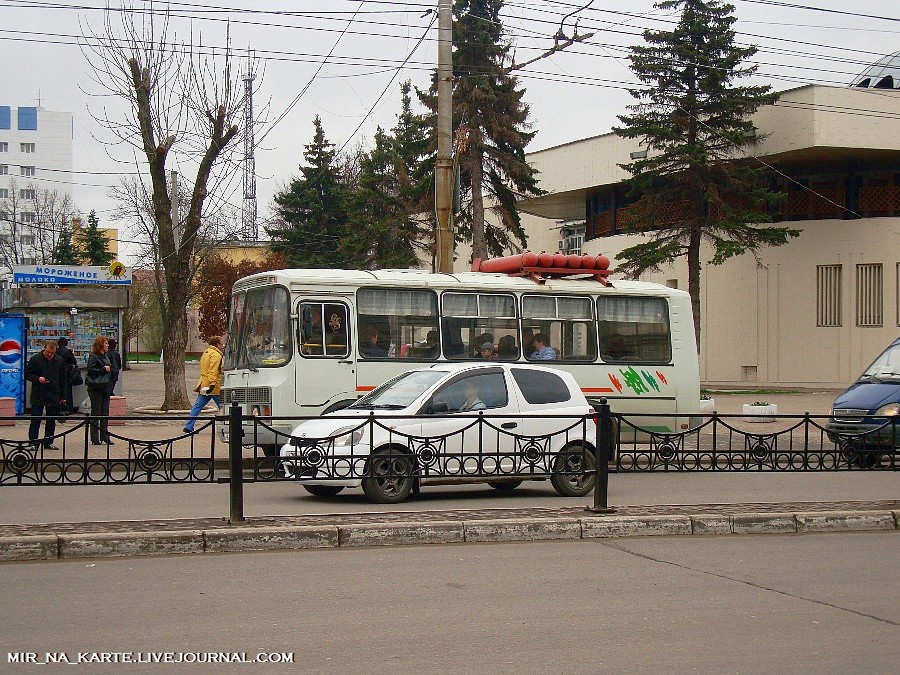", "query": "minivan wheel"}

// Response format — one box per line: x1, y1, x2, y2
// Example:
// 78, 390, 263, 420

362, 448, 414, 504
550, 444, 596, 497
302, 485, 345, 497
